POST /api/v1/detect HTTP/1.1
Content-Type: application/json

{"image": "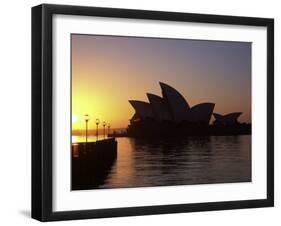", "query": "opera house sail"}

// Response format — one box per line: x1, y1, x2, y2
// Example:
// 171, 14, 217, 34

129, 100, 154, 120
127, 82, 251, 138
147, 93, 172, 121
159, 82, 190, 122
213, 112, 242, 126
